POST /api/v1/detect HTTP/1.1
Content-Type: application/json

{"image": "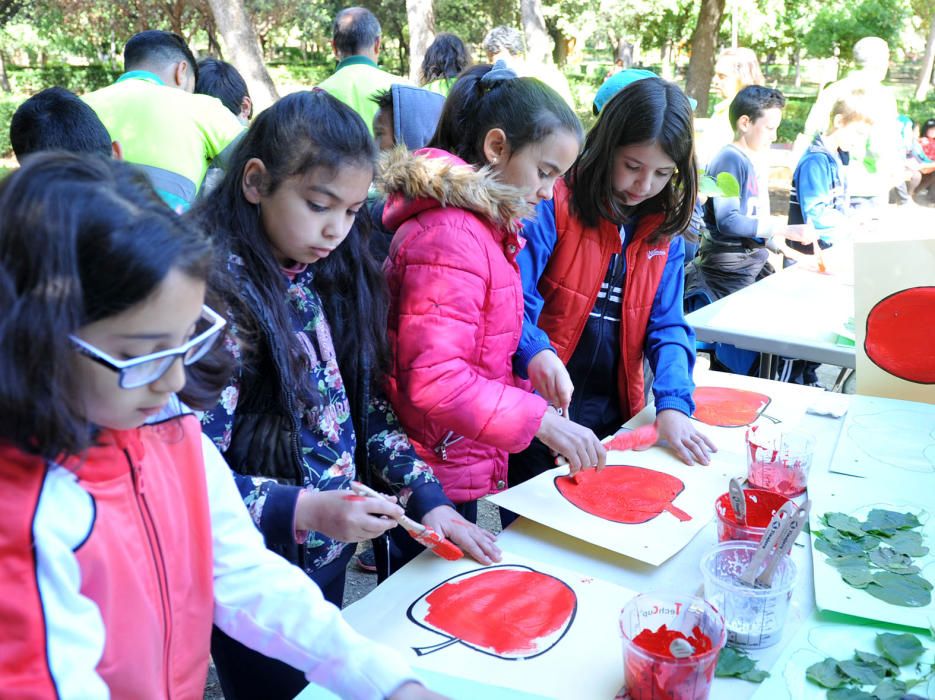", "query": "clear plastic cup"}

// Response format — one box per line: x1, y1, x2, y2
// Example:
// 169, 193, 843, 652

714, 488, 793, 543
701, 541, 797, 649
619, 592, 726, 700
745, 425, 814, 497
